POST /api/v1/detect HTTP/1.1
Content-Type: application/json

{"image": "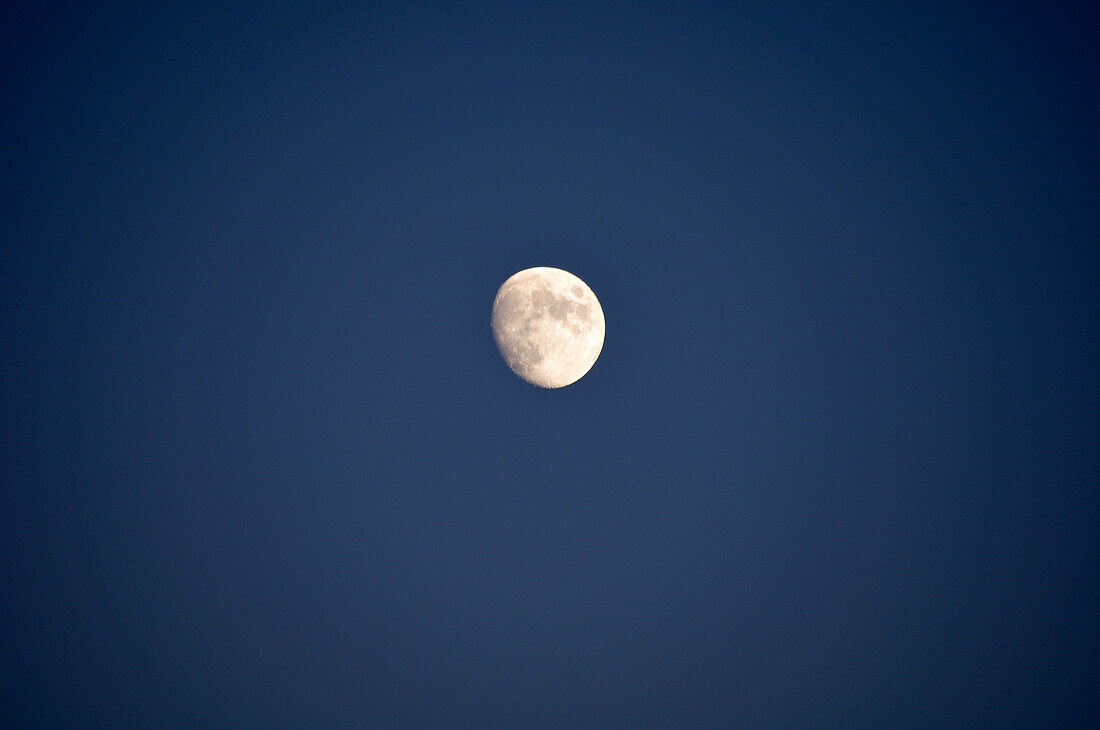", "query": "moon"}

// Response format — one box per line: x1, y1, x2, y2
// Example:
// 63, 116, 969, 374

491, 267, 605, 388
